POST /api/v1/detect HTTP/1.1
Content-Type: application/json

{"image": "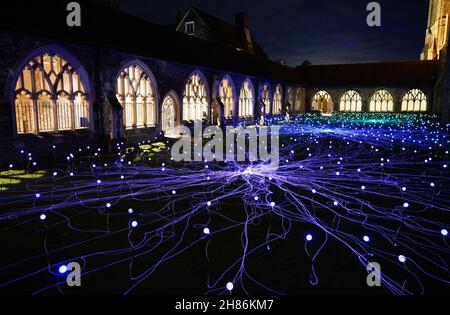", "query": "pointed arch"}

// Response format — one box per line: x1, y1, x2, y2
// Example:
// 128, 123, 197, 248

218, 75, 236, 120
239, 79, 255, 118
161, 90, 181, 136
260, 82, 271, 115
312, 90, 333, 114
401, 89, 427, 112
273, 84, 283, 114
11, 45, 91, 134
339, 90, 362, 112
369, 89, 394, 112
182, 70, 210, 122
116, 59, 159, 129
